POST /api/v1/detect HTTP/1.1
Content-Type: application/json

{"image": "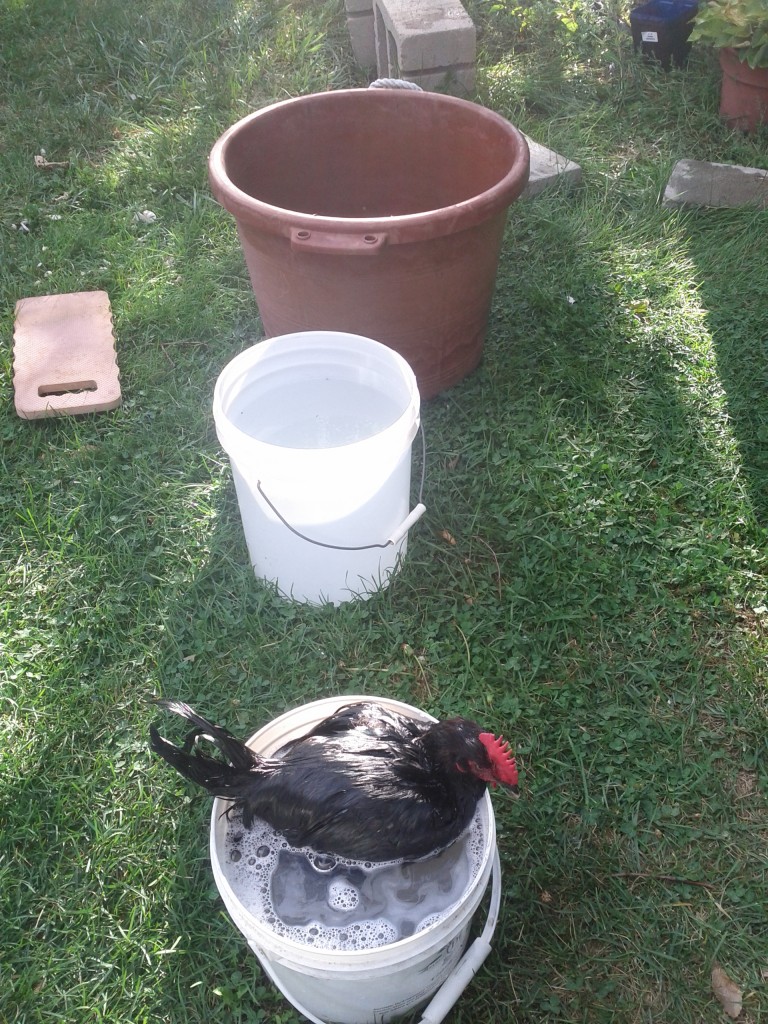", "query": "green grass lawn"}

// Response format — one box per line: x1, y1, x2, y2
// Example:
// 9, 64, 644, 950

1, 1, 766, 1022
